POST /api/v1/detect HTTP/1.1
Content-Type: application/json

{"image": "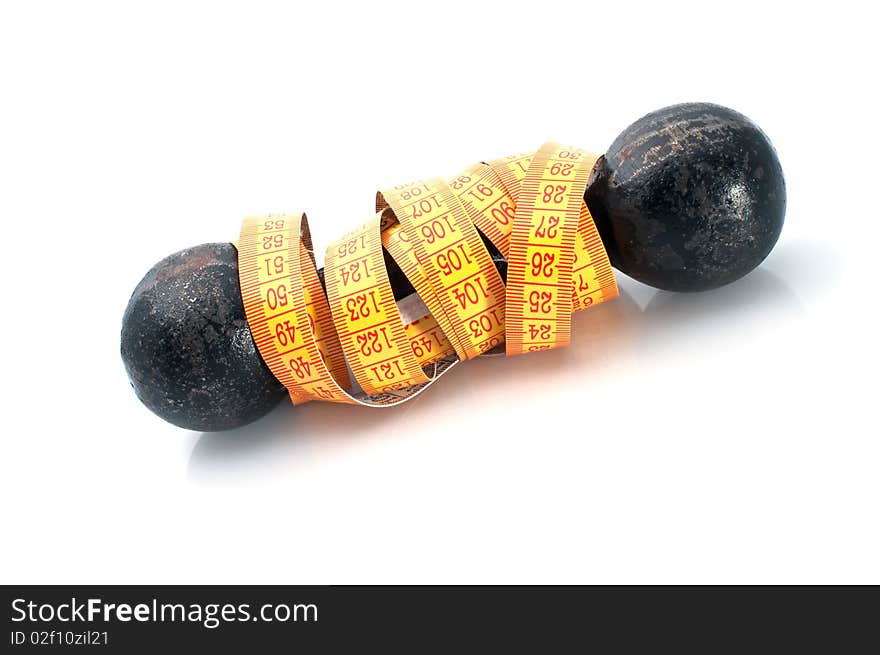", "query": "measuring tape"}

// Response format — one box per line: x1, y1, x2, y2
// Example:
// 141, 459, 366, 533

238, 143, 618, 406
